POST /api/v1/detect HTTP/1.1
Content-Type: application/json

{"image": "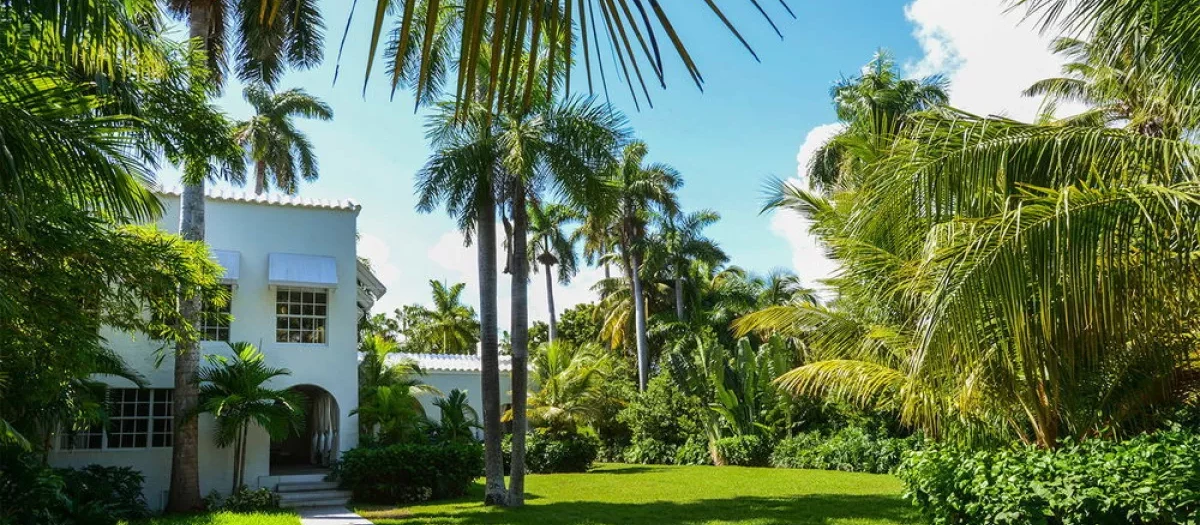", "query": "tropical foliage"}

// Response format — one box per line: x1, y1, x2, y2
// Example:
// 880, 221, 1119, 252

197, 343, 305, 492
234, 84, 333, 194
355, 334, 440, 443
